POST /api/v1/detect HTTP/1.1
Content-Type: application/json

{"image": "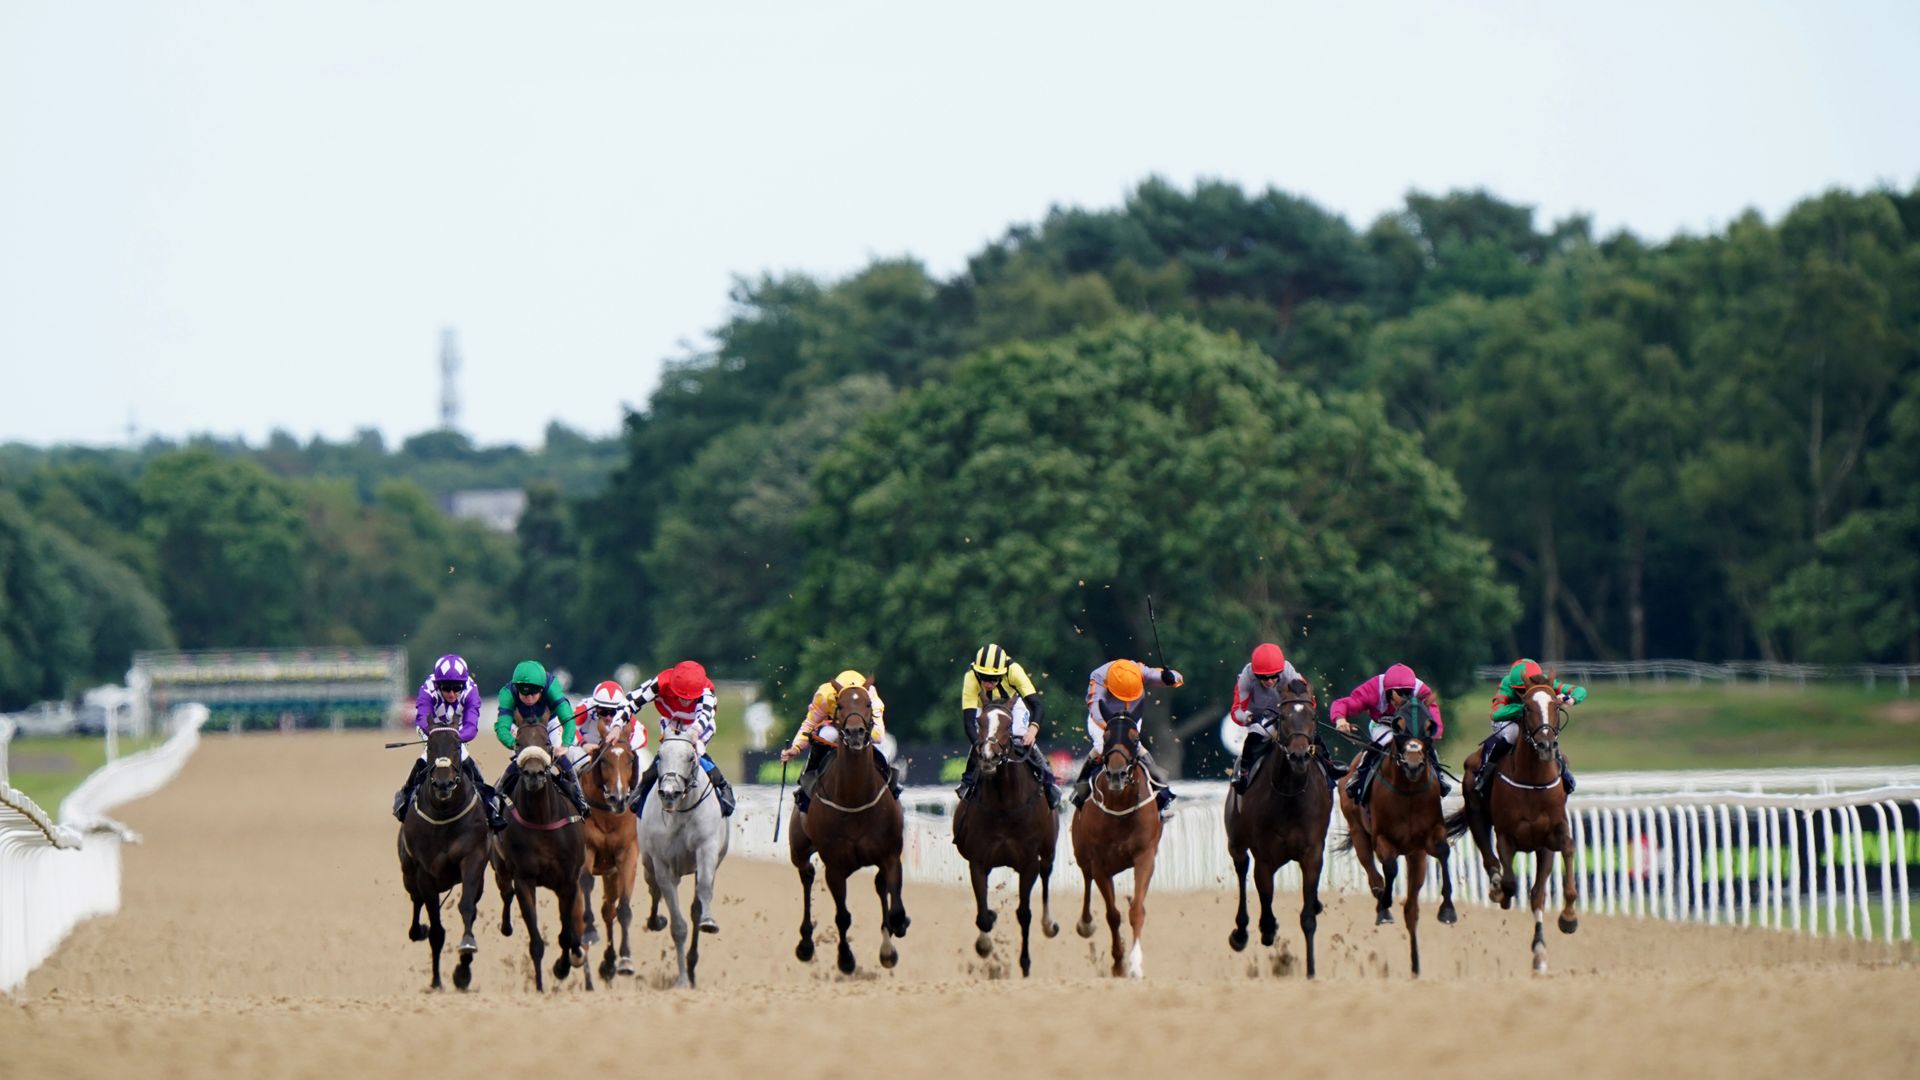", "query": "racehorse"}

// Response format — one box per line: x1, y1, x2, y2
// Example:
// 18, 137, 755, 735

787, 684, 909, 975
637, 734, 731, 988
490, 718, 591, 992
1454, 673, 1579, 973
396, 723, 490, 991
1071, 715, 1163, 978
951, 701, 1059, 976
1224, 682, 1332, 977
1335, 696, 1458, 976
574, 716, 640, 980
